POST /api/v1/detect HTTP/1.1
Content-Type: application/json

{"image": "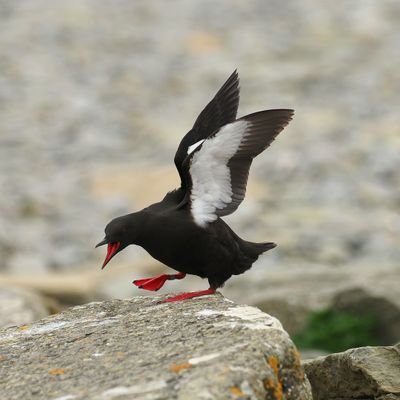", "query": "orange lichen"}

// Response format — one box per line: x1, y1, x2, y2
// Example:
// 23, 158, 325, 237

263, 356, 283, 400
289, 348, 305, 380
18, 325, 30, 331
169, 362, 192, 373
263, 377, 274, 389
268, 355, 280, 375
274, 381, 283, 400
48, 368, 65, 376
229, 386, 244, 397
263, 377, 283, 400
